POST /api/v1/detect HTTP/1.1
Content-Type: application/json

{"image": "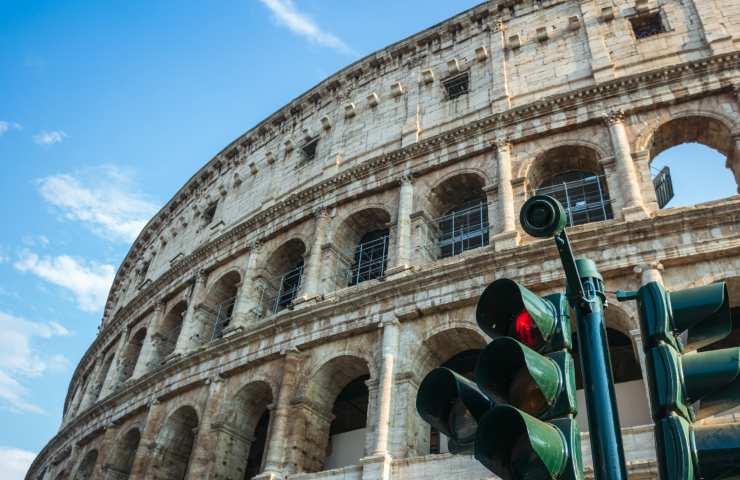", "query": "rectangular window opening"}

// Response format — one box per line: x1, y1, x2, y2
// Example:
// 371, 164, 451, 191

443, 72, 469, 100
630, 12, 666, 39
302, 138, 319, 162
